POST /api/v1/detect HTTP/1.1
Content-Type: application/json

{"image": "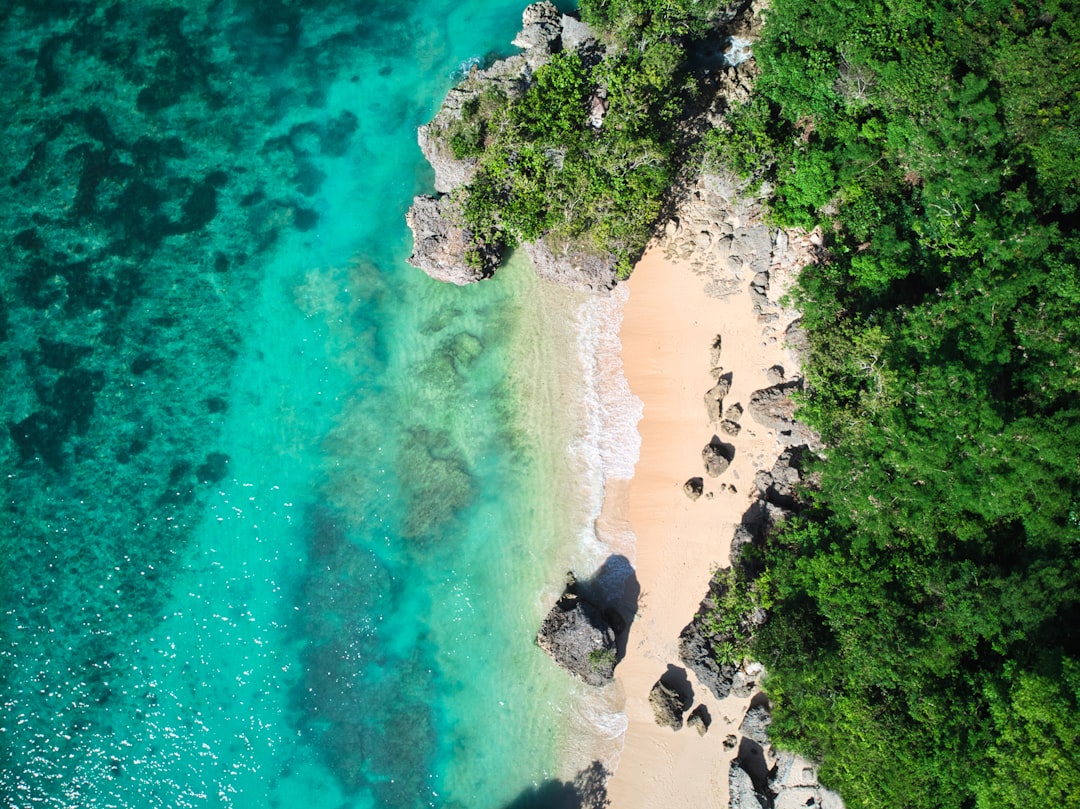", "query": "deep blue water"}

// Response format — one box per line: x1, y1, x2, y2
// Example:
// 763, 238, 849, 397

0, 1, 610, 806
